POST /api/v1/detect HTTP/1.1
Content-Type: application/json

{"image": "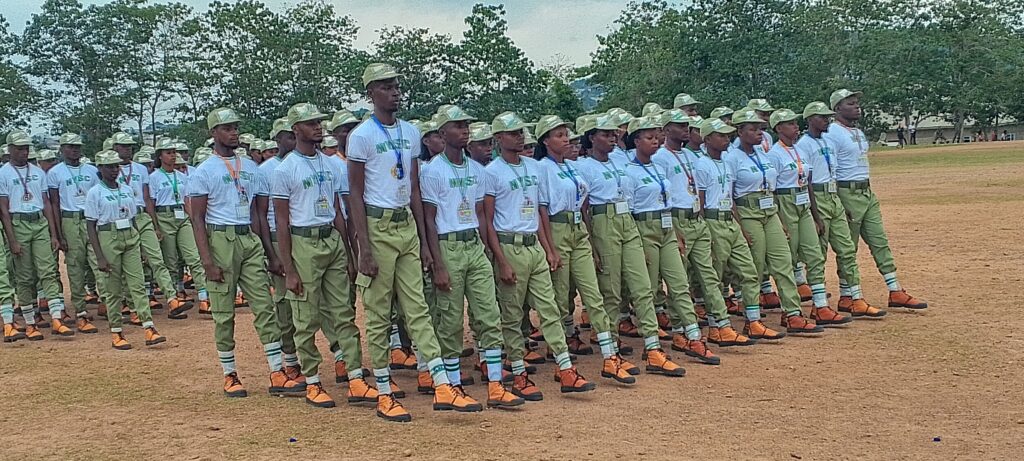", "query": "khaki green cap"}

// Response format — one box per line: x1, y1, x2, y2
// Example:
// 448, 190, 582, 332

27, 147, 38, 160
436, 104, 455, 115
174, 153, 187, 165
155, 138, 178, 151
362, 63, 402, 87
239, 133, 256, 146
175, 142, 189, 152
204, 137, 214, 147
593, 114, 620, 131
534, 115, 572, 140
641, 103, 665, 117
568, 129, 581, 141
325, 111, 359, 132
662, 109, 691, 126
802, 101, 835, 118
626, 115, 662, 135
287, 102, 329, 126
419, 120, 439, 136
193, 147, 212, 165
769, 109, 799, 129
234, 147, 249, 159
673, 93, 701, 108
687, 116, 705, 131
829, 89, 862, 109
523, 130, 537, 146
59, 132, 83, 146
469, 124, 492, 142
95, 150, 121, 166
575, 114, 597, 134
37, 149, 57, 161
262, 140, 278, 152
709, 106, 734, 120
435, 105, 477, 127
322, 136, 339, 148
269, 117, 292, 139
248, 138, 264, 150
134, 146, 155, 163
700, 118, 737, 138
746, 99, 775, 112
102, 138, 113, 150
111, 132, 136, 145
81, 156, 92, 164
606, 108, 634, 128
491, 111, 527, 134
207, 107, 242, 129
6, 130, 31, 146
731, 109, 766, 126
